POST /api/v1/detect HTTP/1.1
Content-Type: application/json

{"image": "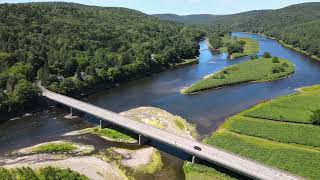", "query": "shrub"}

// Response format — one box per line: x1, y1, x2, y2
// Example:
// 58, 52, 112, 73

250, 55, 259, 60
263, 51, 272, 58
311, 110, 320, 125
272, 57, 280, 63
282, 62, 289, 67
223, 70, 229, 74
272, 66, 285, 73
